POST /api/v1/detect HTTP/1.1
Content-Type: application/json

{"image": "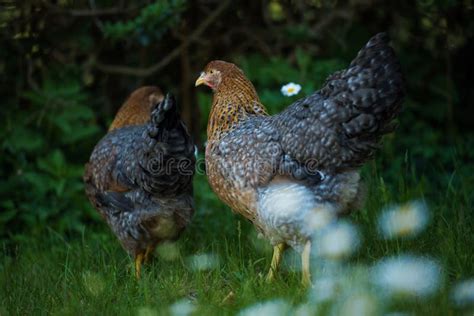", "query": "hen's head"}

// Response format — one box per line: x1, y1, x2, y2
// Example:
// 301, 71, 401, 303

195, 60, 267, 139
109, 86, 163, 131
195, 60, 248, 92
